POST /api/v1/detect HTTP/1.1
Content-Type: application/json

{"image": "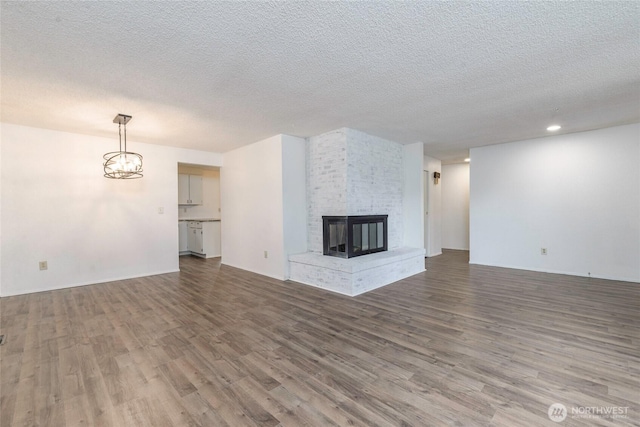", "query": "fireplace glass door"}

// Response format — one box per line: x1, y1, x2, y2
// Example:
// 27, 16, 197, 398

352, 221, 385, 254
323, 215, 388, 258
328, 221, 347, 256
